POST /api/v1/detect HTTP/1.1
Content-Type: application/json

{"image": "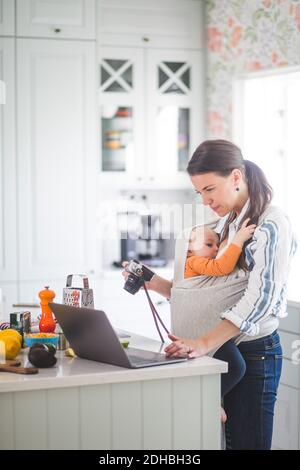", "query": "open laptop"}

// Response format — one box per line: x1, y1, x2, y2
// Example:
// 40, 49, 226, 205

50, 303, 187, 369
